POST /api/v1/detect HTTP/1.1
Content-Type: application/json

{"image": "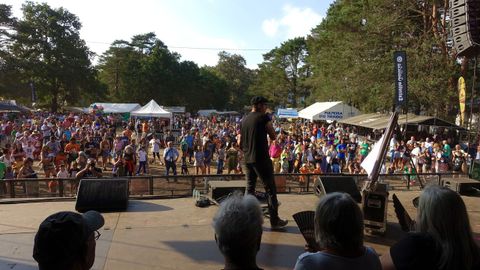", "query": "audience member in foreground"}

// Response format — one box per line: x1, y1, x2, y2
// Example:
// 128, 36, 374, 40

33, 210, 105, 270
213, 193, 264, 270
294, 192, 381, 270
381, 185, 480, 270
